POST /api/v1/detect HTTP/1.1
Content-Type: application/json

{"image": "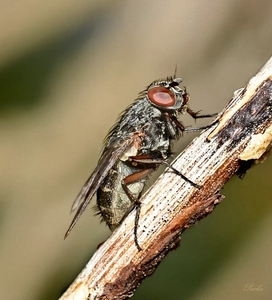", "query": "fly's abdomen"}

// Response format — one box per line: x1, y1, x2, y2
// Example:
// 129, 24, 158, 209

97, 160, 145, 230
